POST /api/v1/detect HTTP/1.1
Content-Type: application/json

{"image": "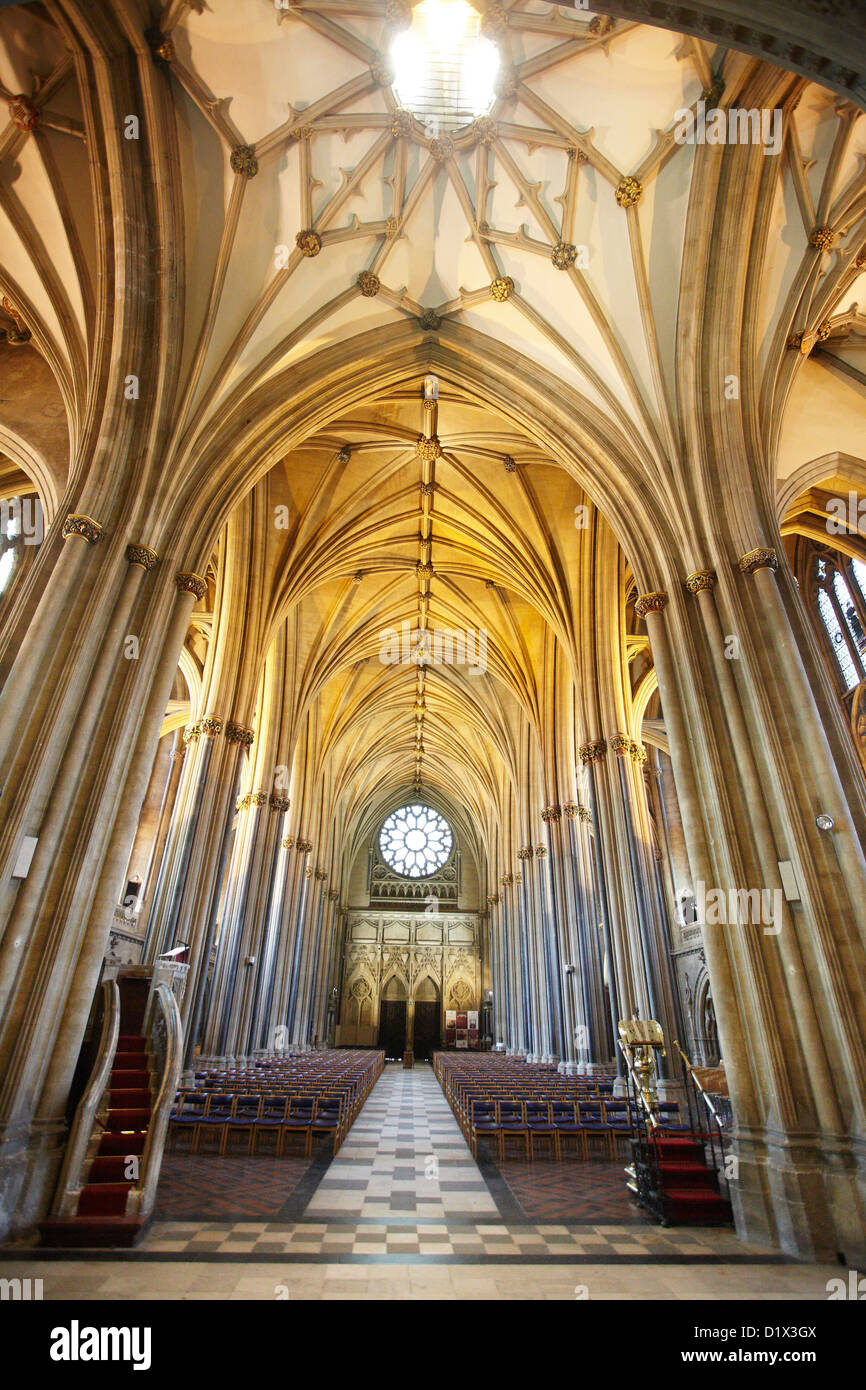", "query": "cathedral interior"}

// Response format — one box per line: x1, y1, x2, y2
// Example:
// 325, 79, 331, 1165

0, 0, 865, 1314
